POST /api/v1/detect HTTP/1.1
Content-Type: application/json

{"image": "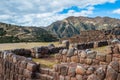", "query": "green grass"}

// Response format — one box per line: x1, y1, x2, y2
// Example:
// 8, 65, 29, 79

32, 58, 56, 68
91, 46, 107, 53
